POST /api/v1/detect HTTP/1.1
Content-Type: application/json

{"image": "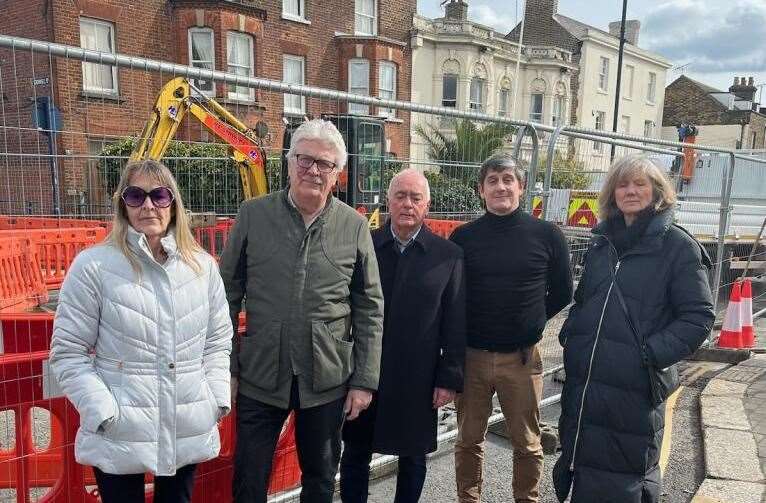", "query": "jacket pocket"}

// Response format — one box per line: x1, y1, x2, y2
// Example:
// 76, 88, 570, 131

95, 356, 123, 406
311, 319, 354, 393
203, 379, 220, 422
238, 321, 281, 392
